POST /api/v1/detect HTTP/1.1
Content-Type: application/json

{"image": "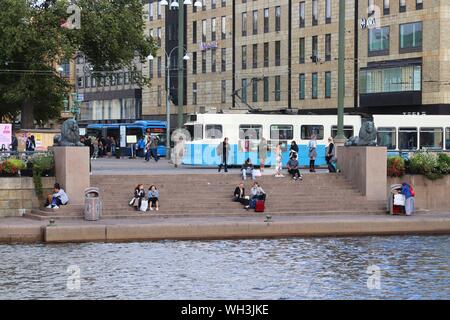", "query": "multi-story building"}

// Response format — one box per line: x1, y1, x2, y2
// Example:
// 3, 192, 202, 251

142, 0, 450, 122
